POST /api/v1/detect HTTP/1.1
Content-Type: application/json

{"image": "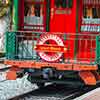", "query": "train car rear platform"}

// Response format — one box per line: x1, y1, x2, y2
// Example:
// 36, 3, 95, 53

74, 88, 100, 100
